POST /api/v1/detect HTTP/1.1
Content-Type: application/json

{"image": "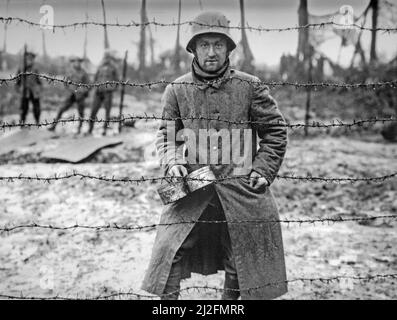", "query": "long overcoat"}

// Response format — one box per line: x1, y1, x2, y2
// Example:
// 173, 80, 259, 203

141, 66, 288, 300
